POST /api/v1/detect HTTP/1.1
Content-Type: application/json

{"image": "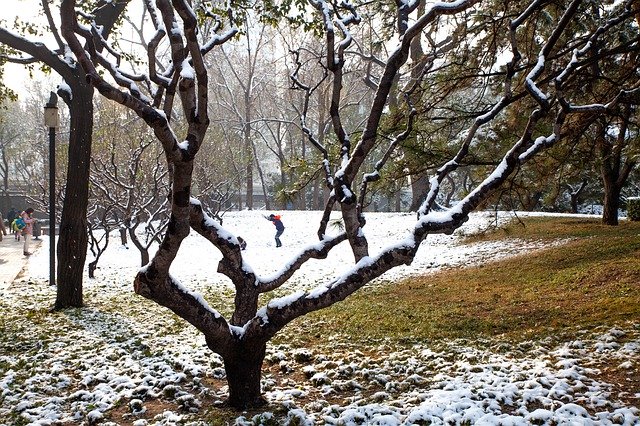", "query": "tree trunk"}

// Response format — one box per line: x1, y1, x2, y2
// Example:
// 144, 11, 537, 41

570, 195, 579, 214
597, 109, 635, 226
244, 96, 254, 210
602, 178, 620, 226
409, 174, 429, 211
127, 225, 150, 266
245, 160, 253, 210
119, 227, 128, 246
223, 343, 267, 409
88, 260, 97, 278
55, 84, 93, 309
253, 140, 270, 211
313, 176, 321, 210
